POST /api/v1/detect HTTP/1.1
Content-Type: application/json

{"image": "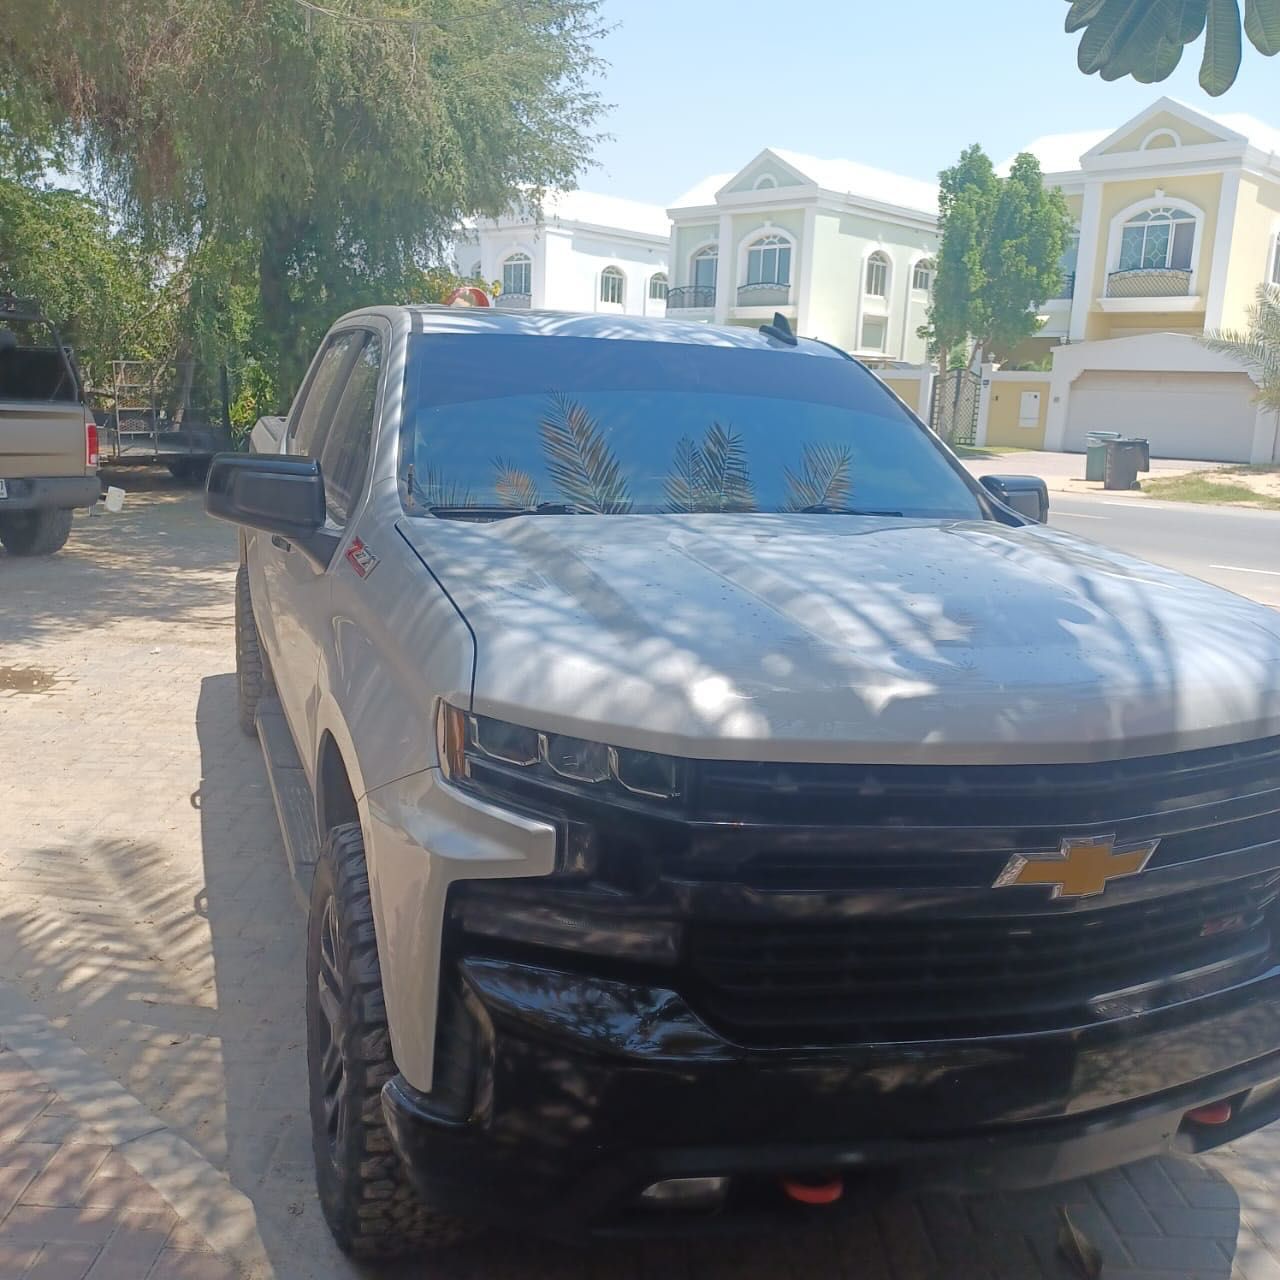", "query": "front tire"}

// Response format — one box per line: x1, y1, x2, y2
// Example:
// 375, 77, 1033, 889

306, 823, 466, 1258
234, 563, 273, 736
0, 507, 74, 556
